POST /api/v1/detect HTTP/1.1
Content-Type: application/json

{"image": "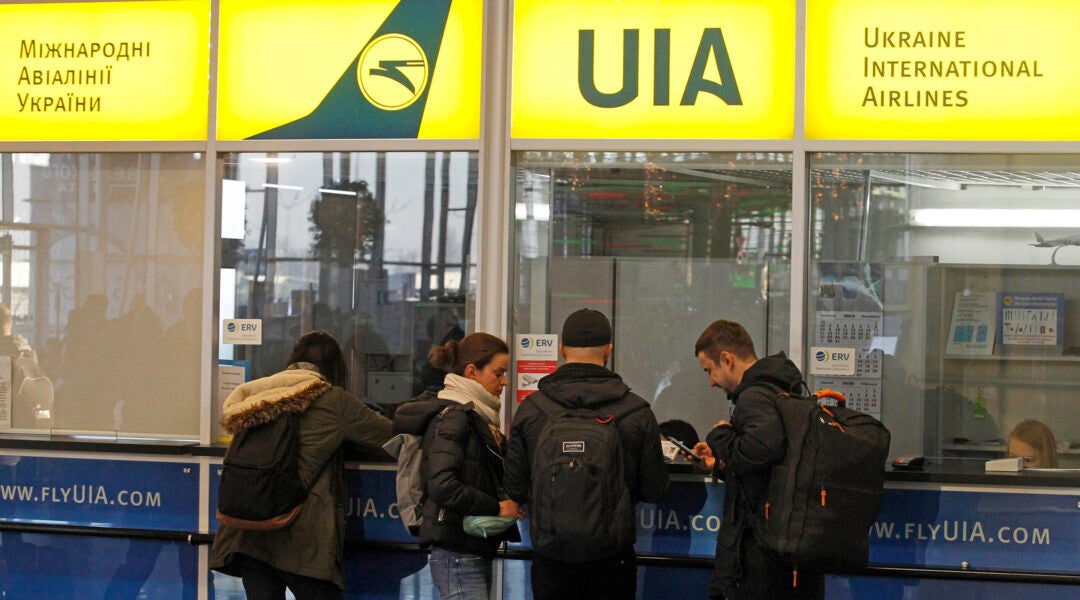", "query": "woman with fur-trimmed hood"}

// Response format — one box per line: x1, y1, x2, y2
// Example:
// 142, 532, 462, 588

210, 330, 392, 599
